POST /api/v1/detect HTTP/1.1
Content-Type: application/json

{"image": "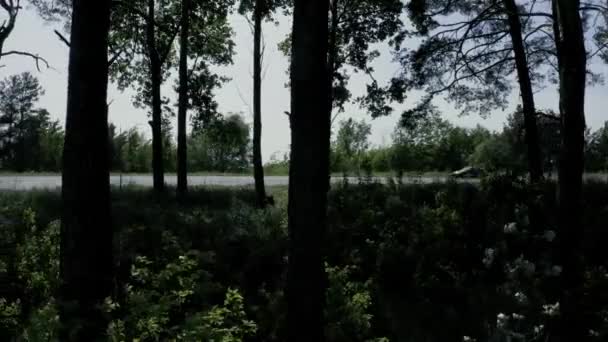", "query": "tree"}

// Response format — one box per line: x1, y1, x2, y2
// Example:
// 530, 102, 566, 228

0, 72, 43, 170
60, 0, 113, 339
109, 0, 181, 192
585, 121, 608, 171
0, 73, 63, 172
502, 0, 542, 182
239, 0, 288, 207
551, 0, 588, 339
177, 0, 190, 197
469, 133, 516, 171
190, 113, 251, 172
392, 0, 557, 181
0, 1, 50, 69
325, 0, 402, 120
176, 0, 235, 196
333, 118, 371, 173
503, 107, 561, 174
288, 0, 330, 341
280, 0, 403, 122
